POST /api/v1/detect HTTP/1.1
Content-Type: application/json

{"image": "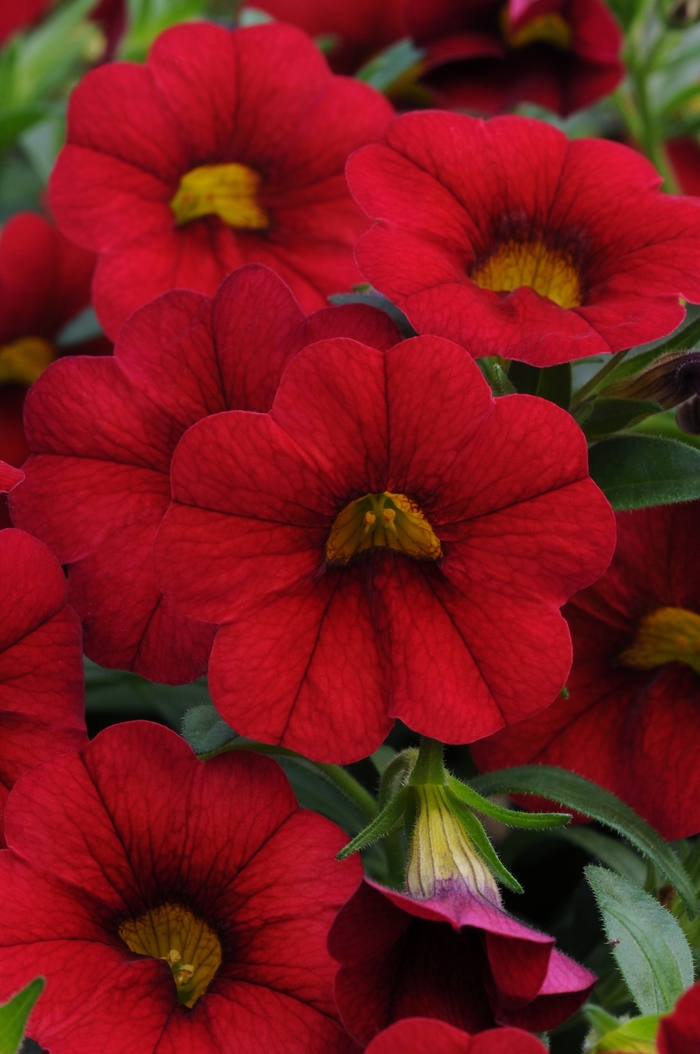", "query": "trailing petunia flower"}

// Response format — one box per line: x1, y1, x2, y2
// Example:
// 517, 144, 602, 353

365, 1018, 548, 1053
153, 333, 614, 762
346, 113, 700, 367
328, 878, 595, 1044
473, 500, 700, 840
0, 721, 362, 1054
0, 526, 87, 842
0, 0, 52, 43
406, 0, 623, 116
10, 264, 398, 685
49, 20, 394, 340
658, 979, 700, 1053
248, 0, 408, 75
667, 137, 700, 197
0, 211, 108, 473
